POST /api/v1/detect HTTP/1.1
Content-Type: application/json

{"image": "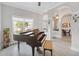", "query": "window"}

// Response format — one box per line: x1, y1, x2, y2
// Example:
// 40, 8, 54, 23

12, 17, 33, 34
